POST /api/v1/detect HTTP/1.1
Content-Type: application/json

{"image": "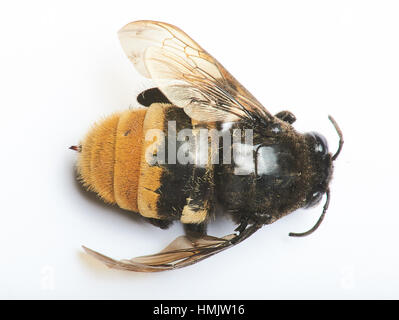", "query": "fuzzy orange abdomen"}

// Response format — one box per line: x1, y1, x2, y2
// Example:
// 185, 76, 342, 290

76, 104, 213, 225
77, 109, 147, 212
